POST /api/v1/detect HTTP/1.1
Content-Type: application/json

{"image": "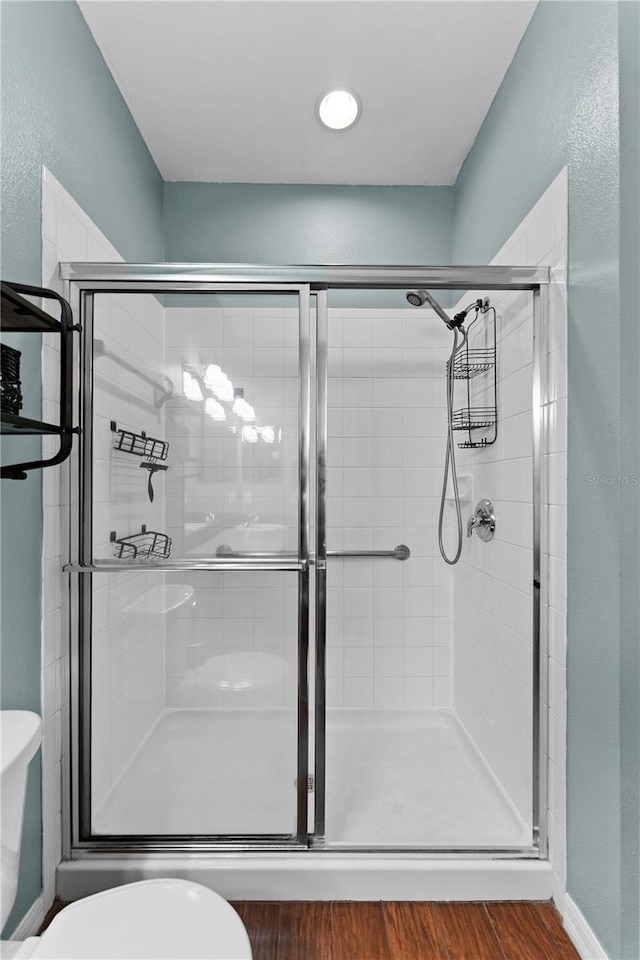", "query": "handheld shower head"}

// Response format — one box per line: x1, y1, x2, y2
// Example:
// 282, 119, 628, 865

405, 290, 427, 307
405, 289, 483, 330
405, 289, 455, 328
